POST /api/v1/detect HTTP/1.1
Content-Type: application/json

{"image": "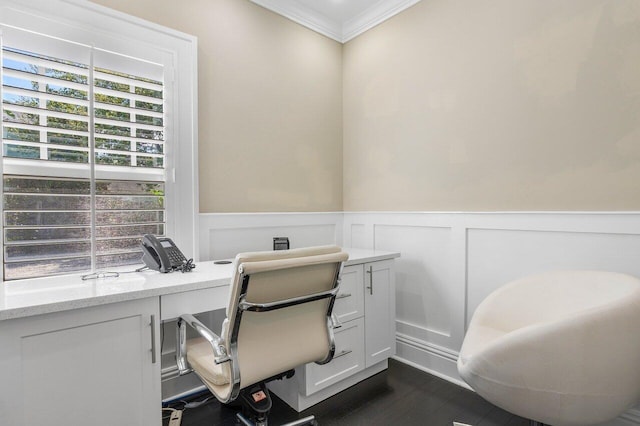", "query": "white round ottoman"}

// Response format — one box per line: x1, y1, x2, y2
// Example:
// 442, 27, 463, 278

458, 270, 640, 426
